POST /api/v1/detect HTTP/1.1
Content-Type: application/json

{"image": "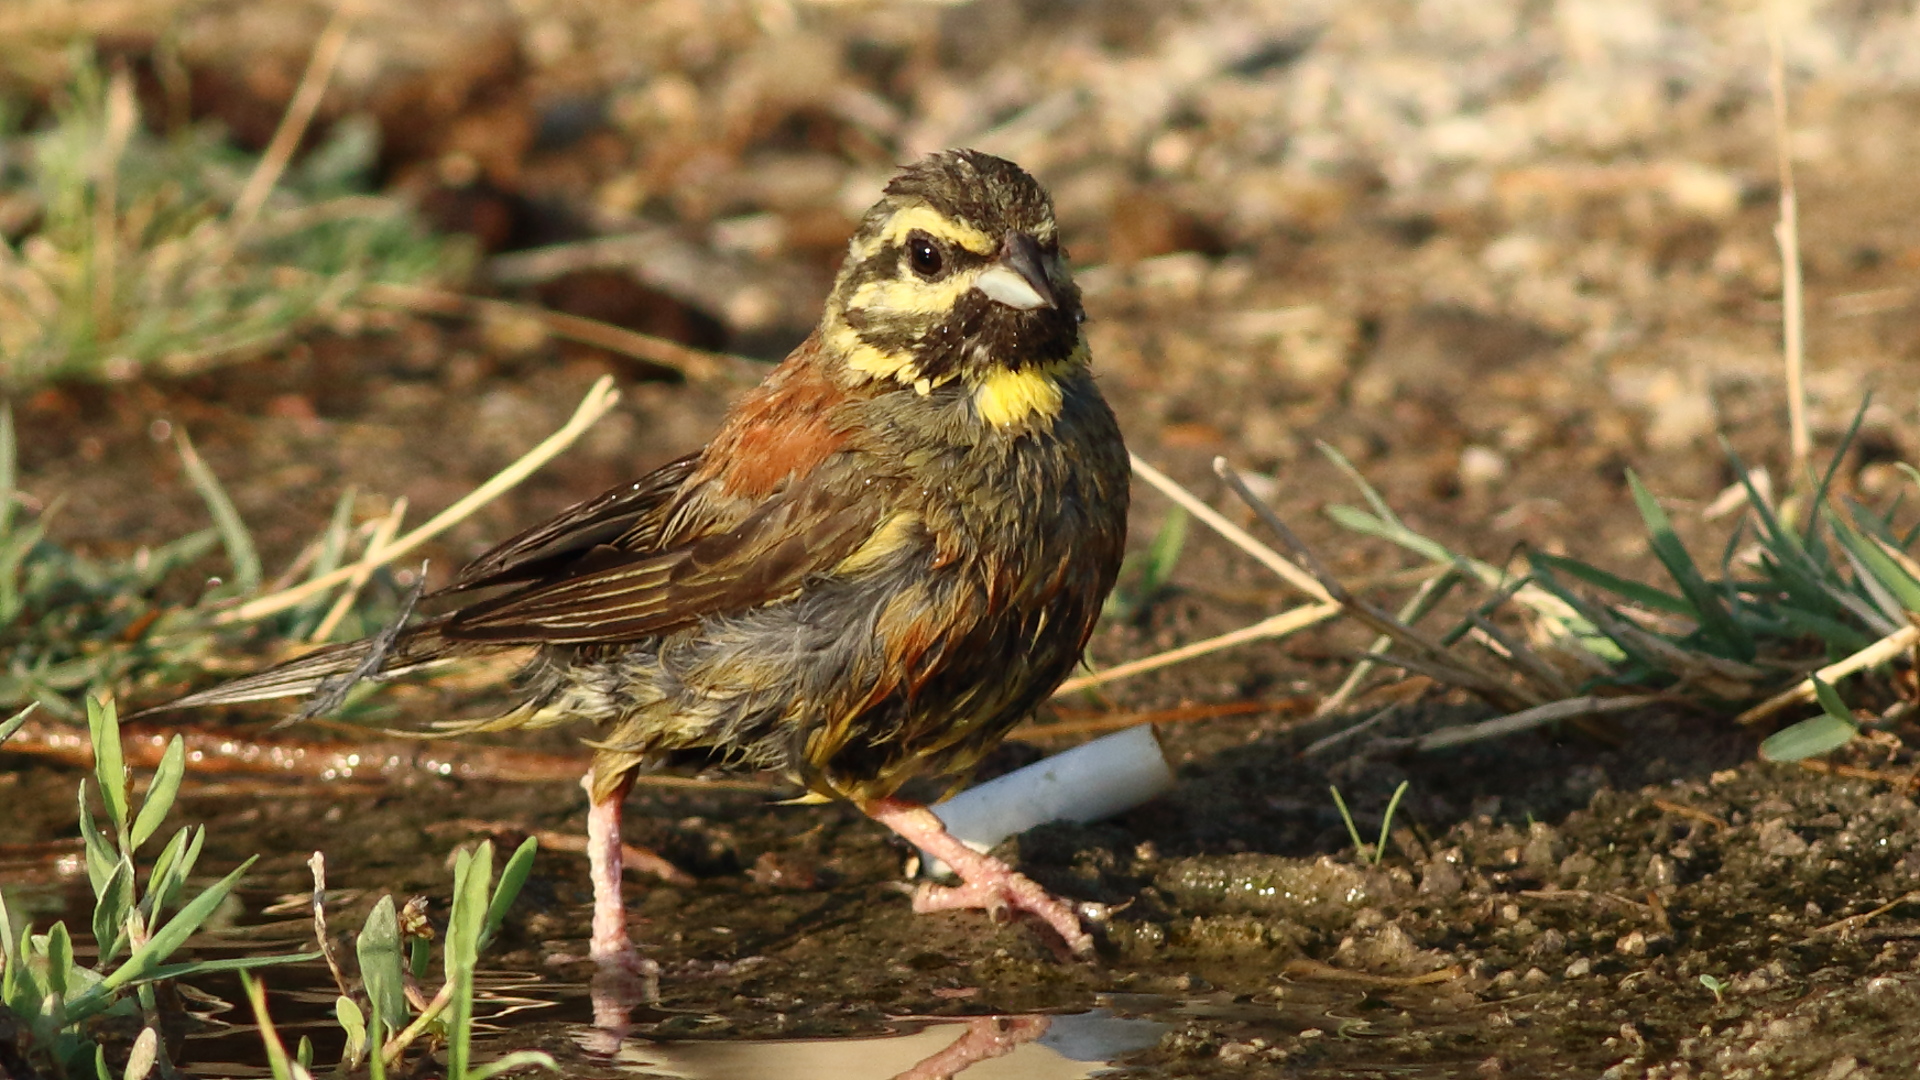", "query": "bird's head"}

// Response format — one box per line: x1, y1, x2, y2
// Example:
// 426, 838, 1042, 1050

823, 150, 1086, 428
